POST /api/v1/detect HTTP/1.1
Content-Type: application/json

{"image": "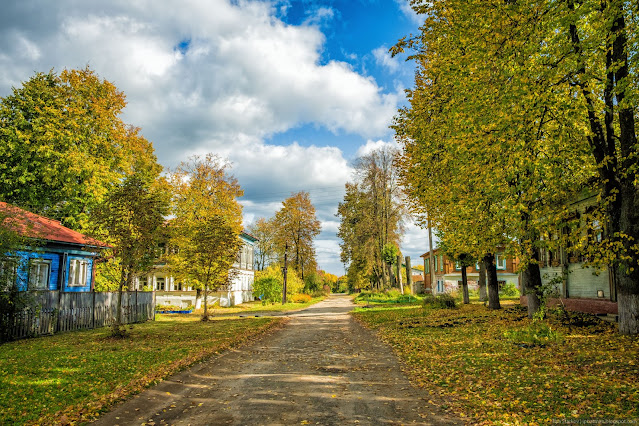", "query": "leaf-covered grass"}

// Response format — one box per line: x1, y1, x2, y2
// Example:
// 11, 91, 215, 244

353, 303, 639, 424
193, 296, 326, 317
0, 314, 284, 425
